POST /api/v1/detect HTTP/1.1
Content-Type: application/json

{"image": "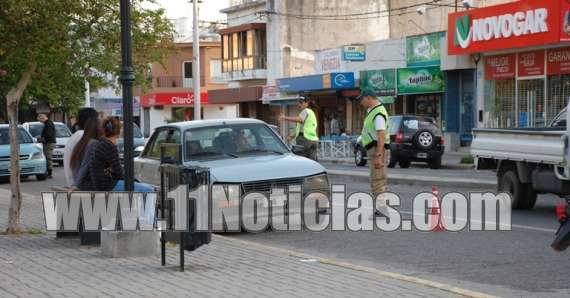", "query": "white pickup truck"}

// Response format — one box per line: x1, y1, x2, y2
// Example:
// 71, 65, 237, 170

471, 107, 569, 209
